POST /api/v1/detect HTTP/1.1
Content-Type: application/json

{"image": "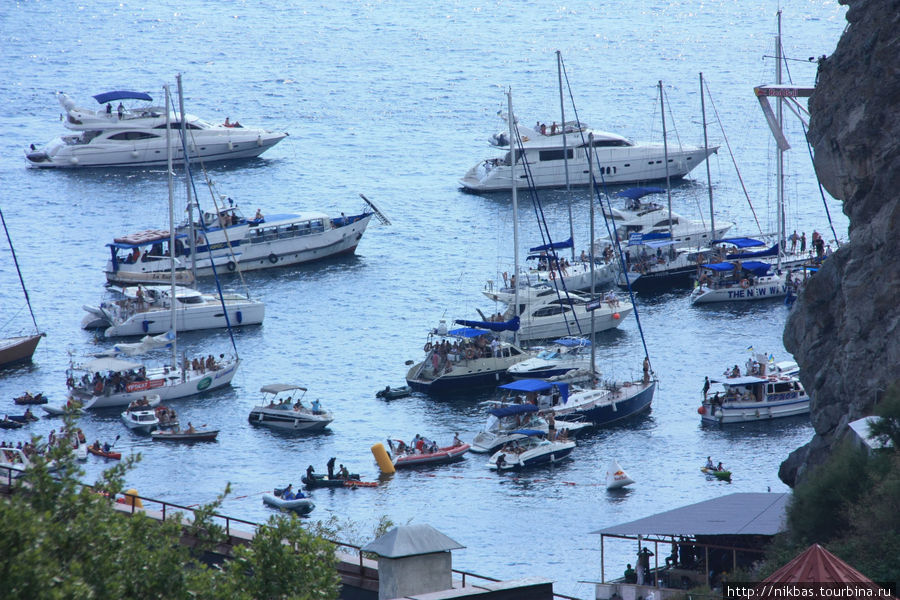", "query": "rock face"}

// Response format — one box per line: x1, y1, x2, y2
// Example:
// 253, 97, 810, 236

780, 0, 900, 486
